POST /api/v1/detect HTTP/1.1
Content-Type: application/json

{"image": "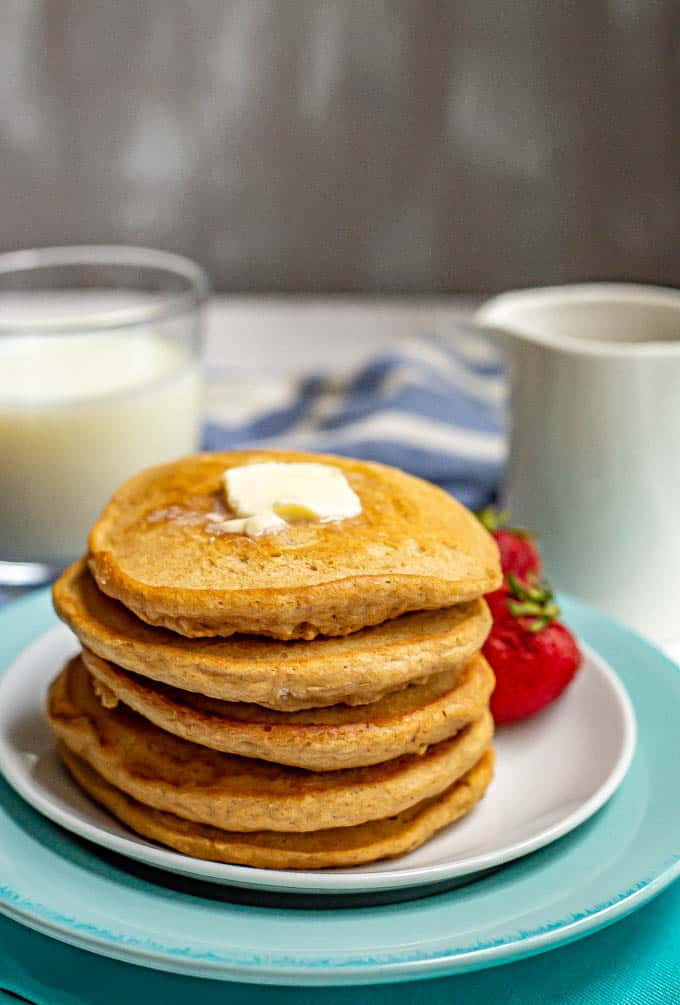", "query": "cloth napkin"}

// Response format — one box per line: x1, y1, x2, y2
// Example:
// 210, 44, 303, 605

202, 333, 507, 510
